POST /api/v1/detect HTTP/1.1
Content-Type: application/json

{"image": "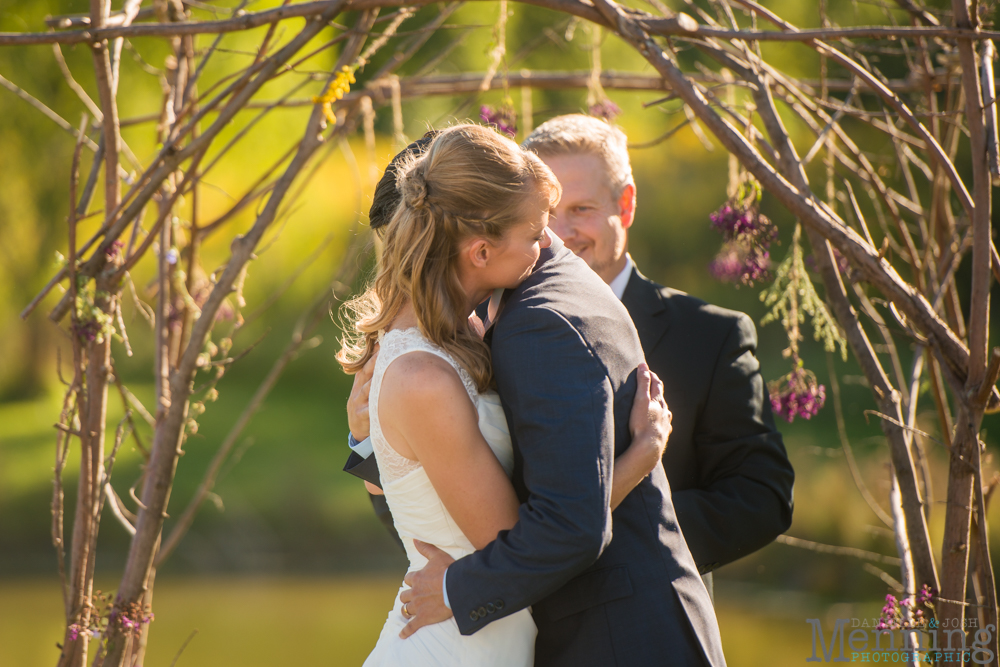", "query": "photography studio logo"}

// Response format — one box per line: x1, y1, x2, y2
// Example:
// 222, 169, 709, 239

805, 617, 995, 663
